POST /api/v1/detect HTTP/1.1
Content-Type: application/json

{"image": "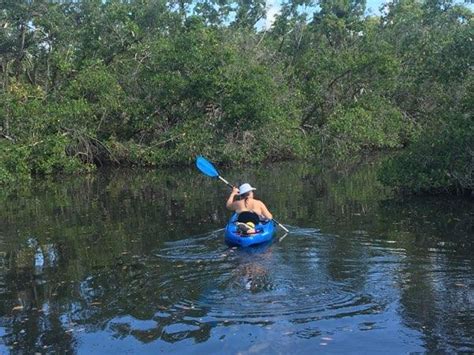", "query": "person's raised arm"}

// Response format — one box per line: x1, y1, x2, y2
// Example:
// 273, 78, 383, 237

226, 187, 239, 210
